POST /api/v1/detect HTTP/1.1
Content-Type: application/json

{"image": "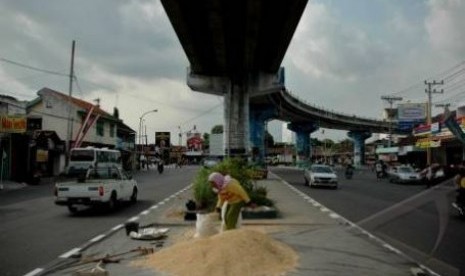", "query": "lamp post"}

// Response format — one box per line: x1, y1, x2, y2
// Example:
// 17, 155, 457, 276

138, 109, 158, 160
